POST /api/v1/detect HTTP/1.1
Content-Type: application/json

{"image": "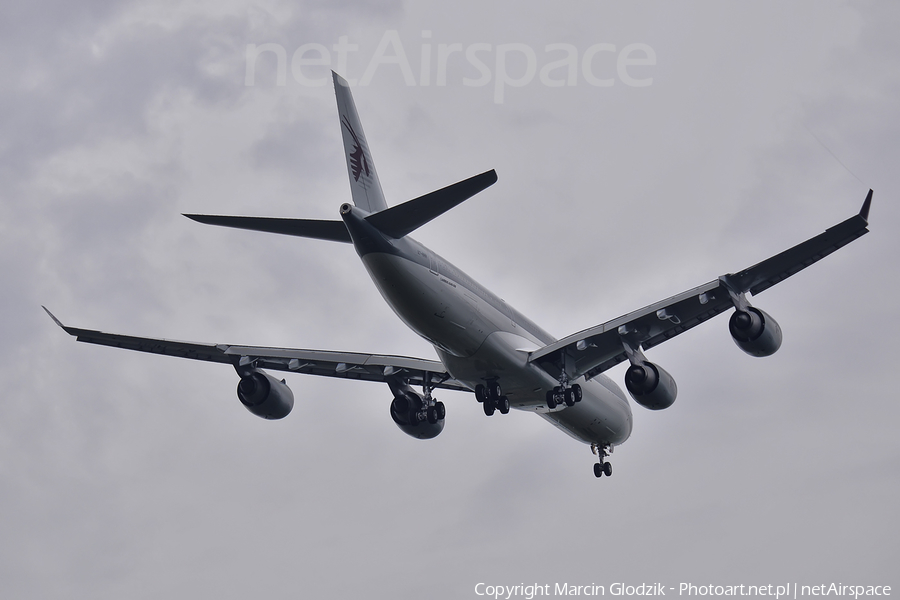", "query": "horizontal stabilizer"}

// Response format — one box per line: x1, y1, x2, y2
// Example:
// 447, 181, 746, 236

183, 214, 351, 243
366, 169, 497, 239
